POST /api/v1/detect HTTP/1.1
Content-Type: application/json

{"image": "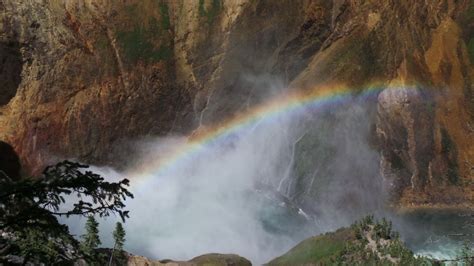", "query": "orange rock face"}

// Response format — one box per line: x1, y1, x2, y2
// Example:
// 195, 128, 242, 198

0, 0, 472, 207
